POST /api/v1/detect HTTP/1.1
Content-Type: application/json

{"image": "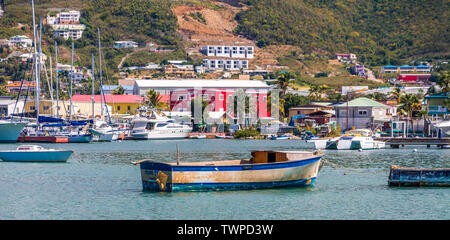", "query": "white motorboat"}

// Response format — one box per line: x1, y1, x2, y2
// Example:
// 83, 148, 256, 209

0, 145, 73, 162
190, 134, 207, 139
89, 119, 117, 142
435, 121, 450, 137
